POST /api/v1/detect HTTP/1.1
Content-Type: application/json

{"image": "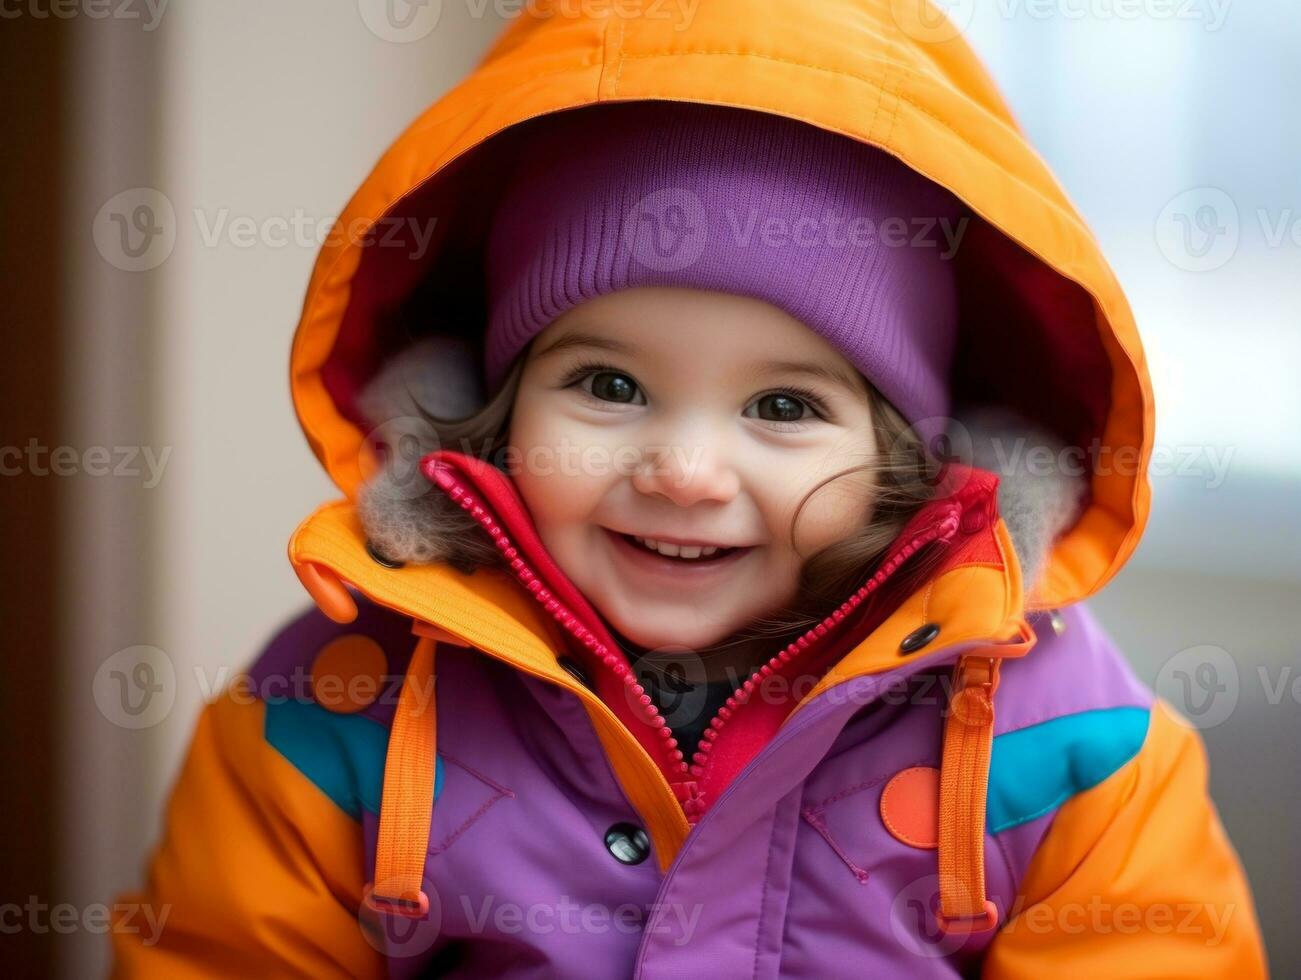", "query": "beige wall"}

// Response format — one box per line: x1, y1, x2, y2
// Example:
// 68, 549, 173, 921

59, 4, 504, 976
